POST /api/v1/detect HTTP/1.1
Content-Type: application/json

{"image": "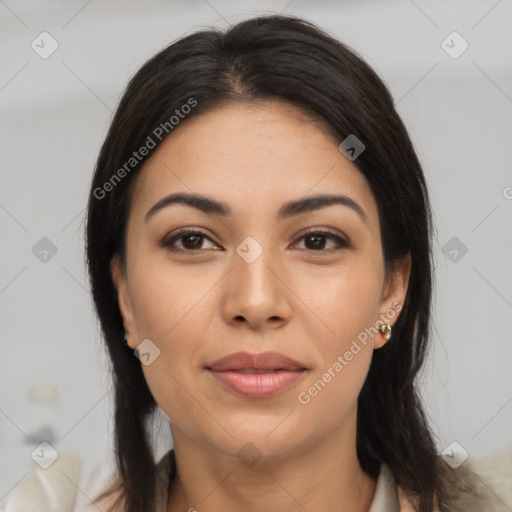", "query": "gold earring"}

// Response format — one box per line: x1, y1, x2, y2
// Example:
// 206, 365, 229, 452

123, 330, 128, 342
379, 323, 392, 341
